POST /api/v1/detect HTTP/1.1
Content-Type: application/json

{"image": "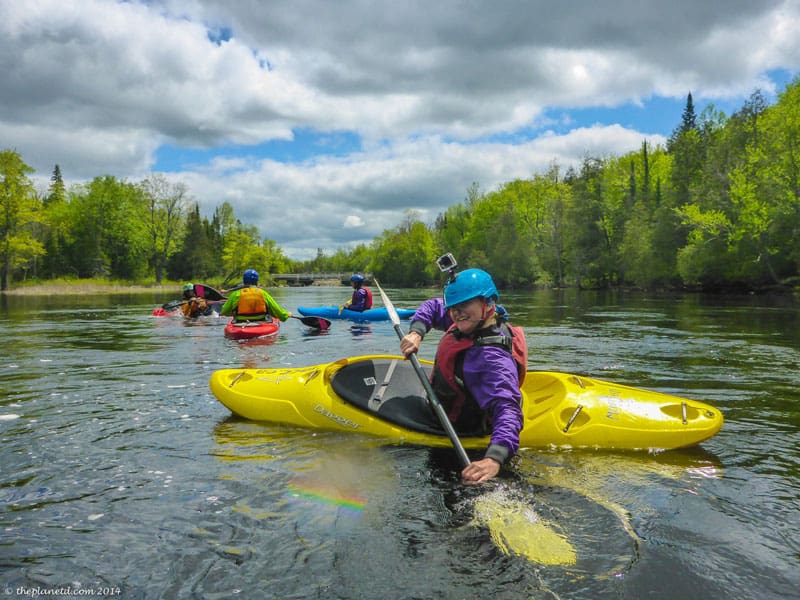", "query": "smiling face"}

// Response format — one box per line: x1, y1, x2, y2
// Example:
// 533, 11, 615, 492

447, 297, 491, 335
